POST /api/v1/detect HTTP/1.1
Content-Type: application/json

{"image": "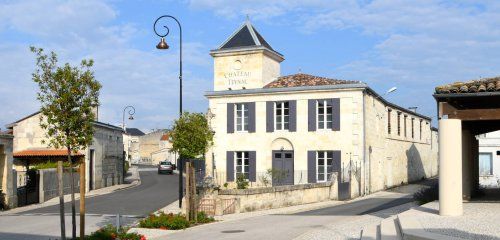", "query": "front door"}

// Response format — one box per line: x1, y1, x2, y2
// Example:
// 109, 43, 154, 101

272, 151, 294, 186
